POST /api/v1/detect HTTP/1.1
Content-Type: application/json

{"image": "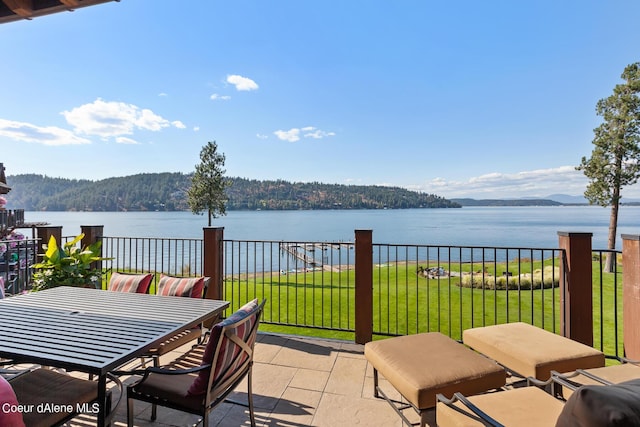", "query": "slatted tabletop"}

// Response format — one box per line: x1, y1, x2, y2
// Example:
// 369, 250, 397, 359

1, 287, 229, 426
0, 286, 229, 374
